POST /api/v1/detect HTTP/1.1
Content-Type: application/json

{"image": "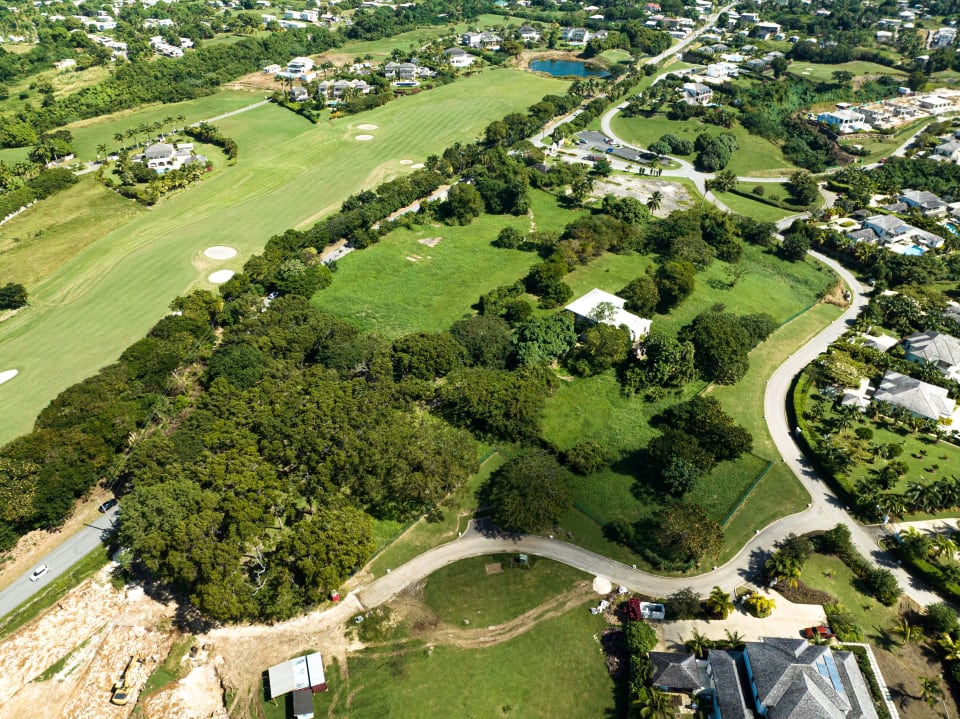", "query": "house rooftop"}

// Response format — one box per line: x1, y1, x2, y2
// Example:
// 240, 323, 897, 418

905, 330, 960, 369
873, 370, 956, 421
564, 288, 651, 341
650, 652, 701, 691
